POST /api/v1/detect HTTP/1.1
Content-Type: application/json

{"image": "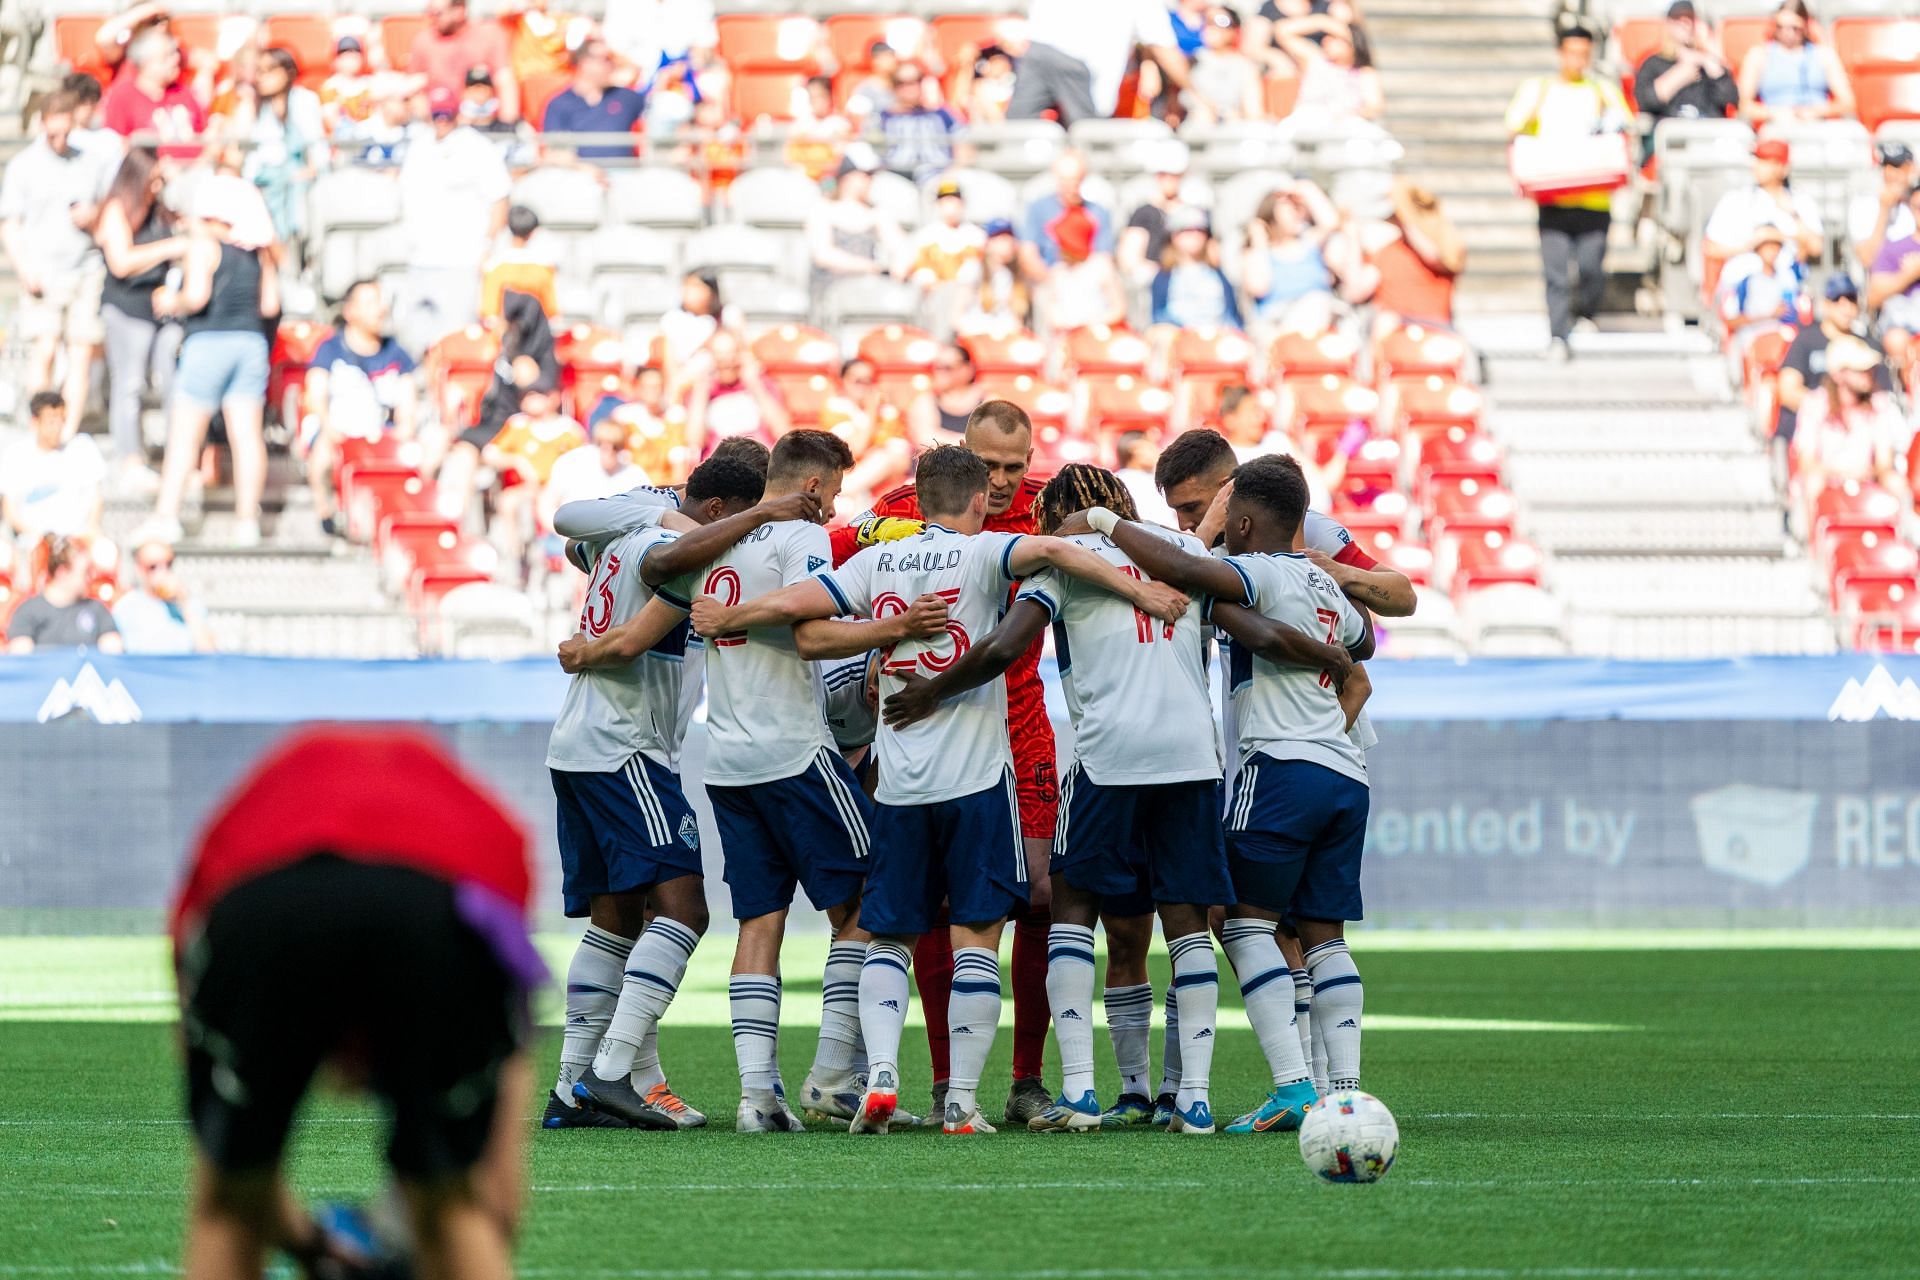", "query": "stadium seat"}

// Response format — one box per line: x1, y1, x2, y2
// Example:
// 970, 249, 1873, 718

771, 371, 841, 426
682, 225, 788, 280
1375, 585, 1465, 658
959, 328, 1049, 377
555, 323, 625, 402
426, 325, 501, 427
717, 14, 825, 69
1275, 374, 1381, 437
1839, 572, 1920, 636
928, 14, 1029, 79
308, 168, 403, 236
1850, 582, 1920, 651
511, 167, 607, 232
1456, 582, 1568, 656
1426, 477, 1519, 536
54, 16, 110, 84
1374, 323, 1472, 382
342, 464, 432, 544
1811, 479, 1907, 541
1347, 521, 1432, 586
1853, 70, 1920, 131
1385, 375, 1484, 436
262, 14, 338, 87
919, 169, 1018, 226
170, 14, 254, 65
1416, 428, 1504, 493
824, 277, 922, 330
1170, 327, 1256, 377
333, 436, 410, 508
268, 319, 333, 429
976, 376, 1074, 435
1062, 326, 1151, 376
824, 14, 928, 71
1263, 70, 1302, 120
752, 324, 840, 374
1081, 374, 1176, 435
728, 167, 824, 230
733, 67, 810, 123
521, 70, 572, 129
380, 13, 429, 69
377, 514, 463, 593
1268, 329, 1361, 379
867, 171, 926, 232
1173, 369, 1252, 431
1613, 18, 1666, 112
583, 226, 678, 279
1832, 16, 1920, 75
968, 120, 1068, 182
1067, 117, 1175, 171
856, 324, 941, 372
1825, 527, 1920, 605
607, 168, 707, 230
1439, 526, 1546, 595
1719, 15, 1775, 80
